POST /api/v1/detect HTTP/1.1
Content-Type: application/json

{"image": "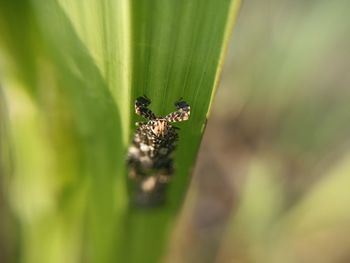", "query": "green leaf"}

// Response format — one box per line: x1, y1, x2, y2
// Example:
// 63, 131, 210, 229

0, 0, 241, 262
125, 1, 241, 262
